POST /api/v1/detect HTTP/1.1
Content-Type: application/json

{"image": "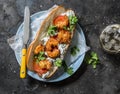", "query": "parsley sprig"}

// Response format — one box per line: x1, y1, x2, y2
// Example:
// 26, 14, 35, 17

69, 15, 78, 25
48, 25, 57, 36
34, 52, 46, 63
71, 46, 80, 56
62, 61, 74, 75
63, 25, 74, 31
84, 52, 99, 68
54, 59, 74, 75
54, 58, 63, 67
63, 15, 78, 32
66, 67, 74, 75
